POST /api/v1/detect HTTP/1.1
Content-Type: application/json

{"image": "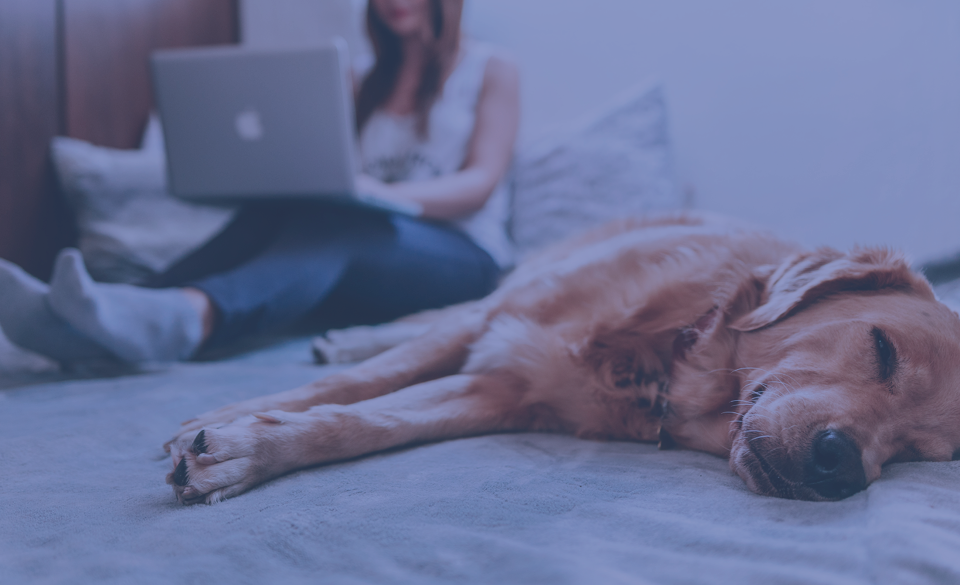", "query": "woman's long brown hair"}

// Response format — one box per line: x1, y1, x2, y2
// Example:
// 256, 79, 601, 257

355, 0, 463, 138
